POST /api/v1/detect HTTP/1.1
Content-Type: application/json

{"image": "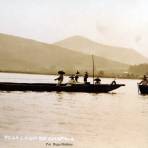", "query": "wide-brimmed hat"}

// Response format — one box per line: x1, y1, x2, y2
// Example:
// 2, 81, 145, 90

94, 78, 101, 81
58, 70, 65, 74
